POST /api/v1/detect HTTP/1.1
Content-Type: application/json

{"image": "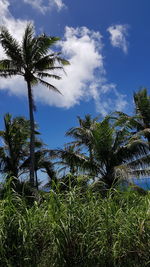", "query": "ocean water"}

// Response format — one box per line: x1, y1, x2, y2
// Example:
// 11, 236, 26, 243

131, 178, 150, 190
42, 178, 150, 192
